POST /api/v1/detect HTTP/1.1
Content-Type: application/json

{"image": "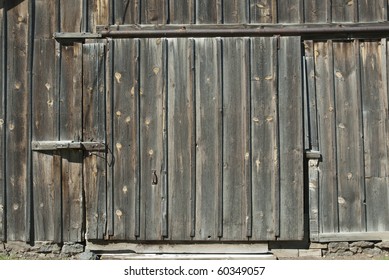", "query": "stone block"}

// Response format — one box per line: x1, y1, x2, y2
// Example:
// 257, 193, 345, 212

271, 249, 299, 259
299, 249, 322, 258
78, 251, 98, 260
376, 241, 389, 249
5, 241, 31, 253
363, 248, 382, 256
350, 241, 374, 248
62, 242, 84, 255
309, 243, 328, 249
328, 242, 349, 253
